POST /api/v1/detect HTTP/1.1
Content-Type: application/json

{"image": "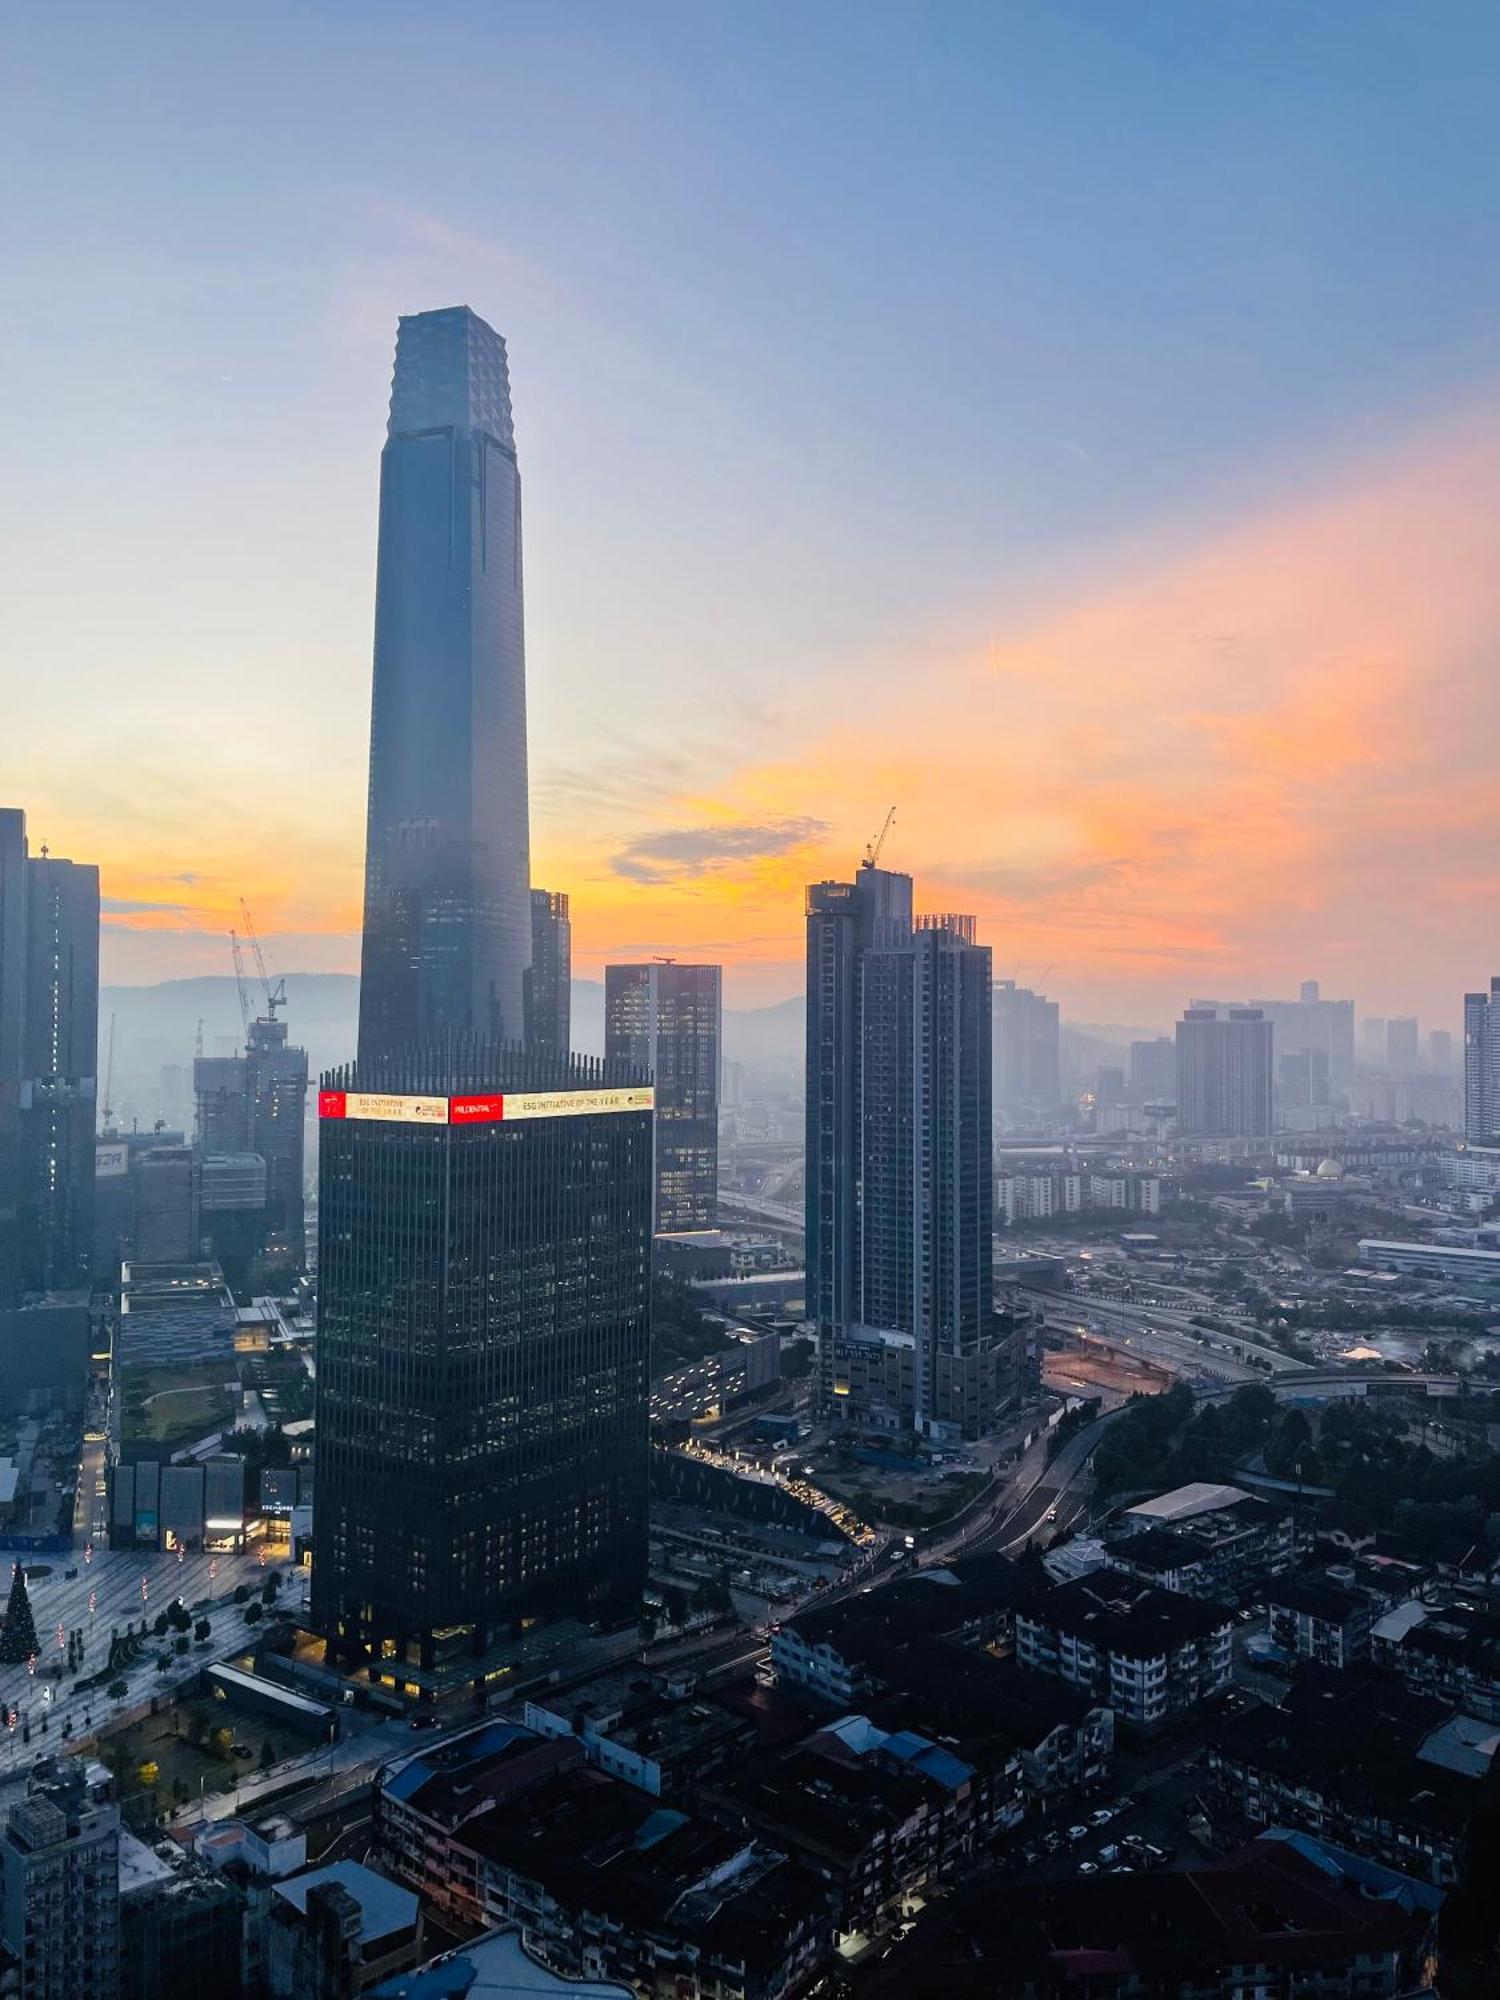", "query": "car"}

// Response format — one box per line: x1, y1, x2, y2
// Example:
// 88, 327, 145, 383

1077, 1861, 1099, 1875
1043, 1832, 1063, 1854
1108, 1863, 1136, 1874
408, 1714, 439, 1730
1089, 1808, 1113, 1826
1066, 1825, 1089, 1843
